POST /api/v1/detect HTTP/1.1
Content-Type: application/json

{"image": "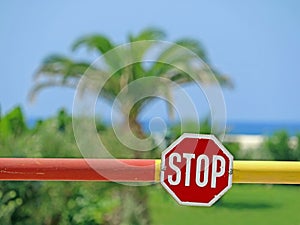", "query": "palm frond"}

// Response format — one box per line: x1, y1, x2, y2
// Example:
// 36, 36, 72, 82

175, 38, 209, 63
128, 27, 166, 42
209, 68, 234, 88
34, 54, 91, 81
28, 80, 77, 103
72, 34, 114, 54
